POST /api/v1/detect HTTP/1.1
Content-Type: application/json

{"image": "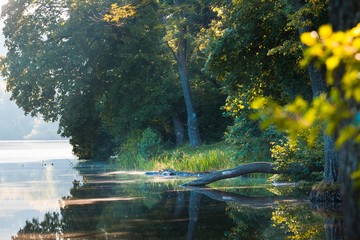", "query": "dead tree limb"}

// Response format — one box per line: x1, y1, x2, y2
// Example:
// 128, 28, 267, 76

183, 162, 287, 186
